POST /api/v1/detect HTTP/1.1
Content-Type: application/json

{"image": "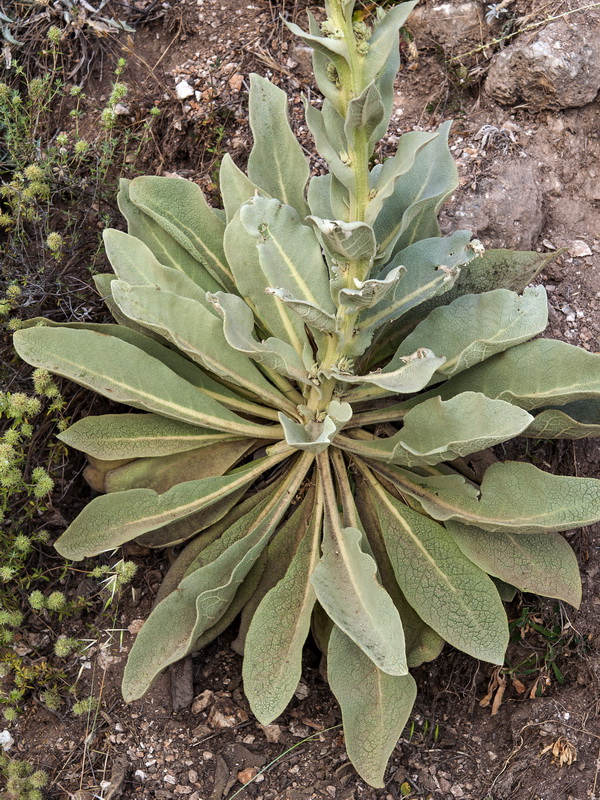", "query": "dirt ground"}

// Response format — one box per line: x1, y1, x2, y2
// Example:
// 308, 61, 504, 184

5, 0, 600, 798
